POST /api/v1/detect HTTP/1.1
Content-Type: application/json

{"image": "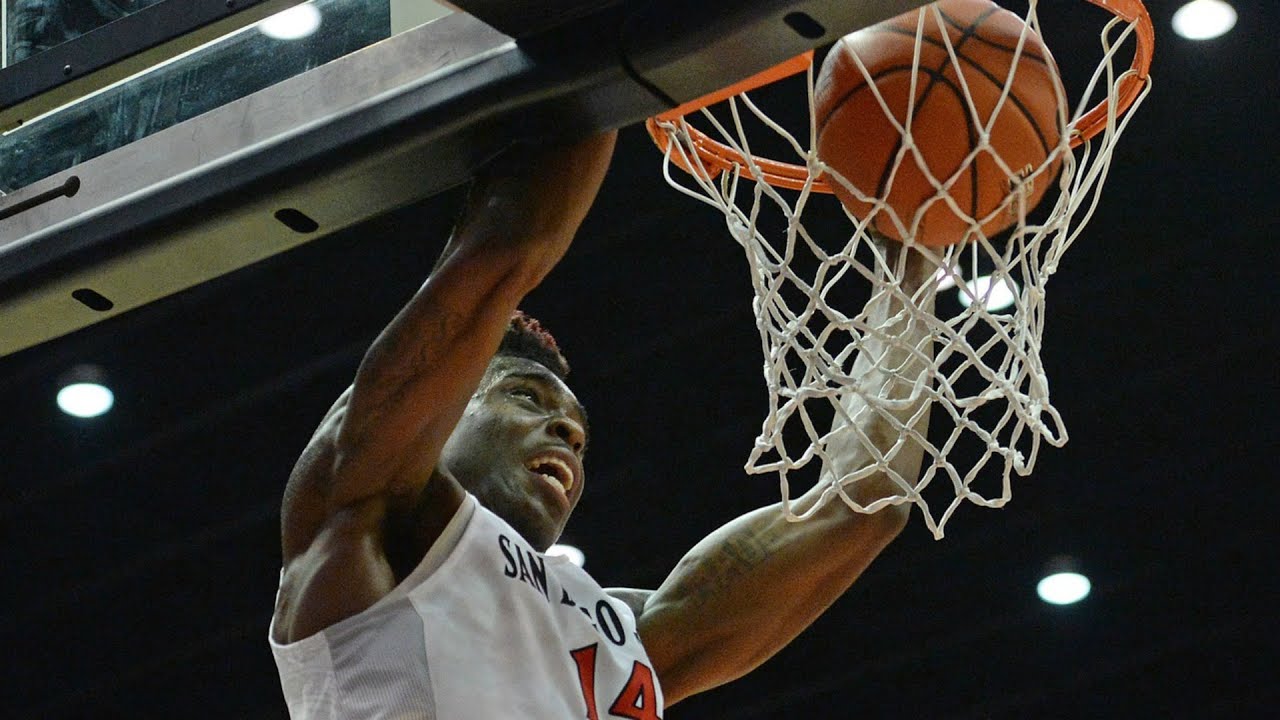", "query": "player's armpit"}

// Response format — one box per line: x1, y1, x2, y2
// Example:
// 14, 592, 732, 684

605, 587, 654, 619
